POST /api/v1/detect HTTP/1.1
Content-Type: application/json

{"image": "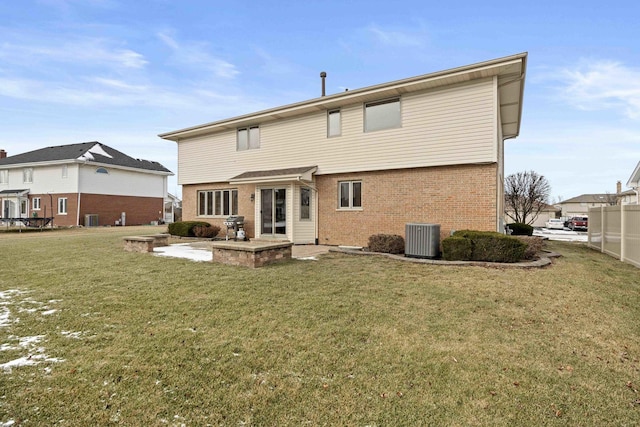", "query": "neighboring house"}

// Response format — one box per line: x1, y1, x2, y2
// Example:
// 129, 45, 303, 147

556, 194, 616, 218
159, 53, 527, 247
164, 193, 181, 223
505, 203, 561, 228
0, 142, 173, 227
626, 161, 640, 204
